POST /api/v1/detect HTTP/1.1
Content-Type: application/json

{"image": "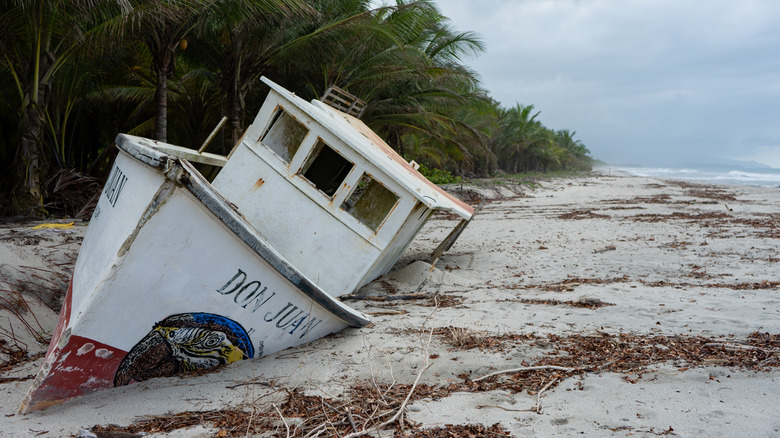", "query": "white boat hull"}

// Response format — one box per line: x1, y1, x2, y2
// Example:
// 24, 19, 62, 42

20, 136, 369, 413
